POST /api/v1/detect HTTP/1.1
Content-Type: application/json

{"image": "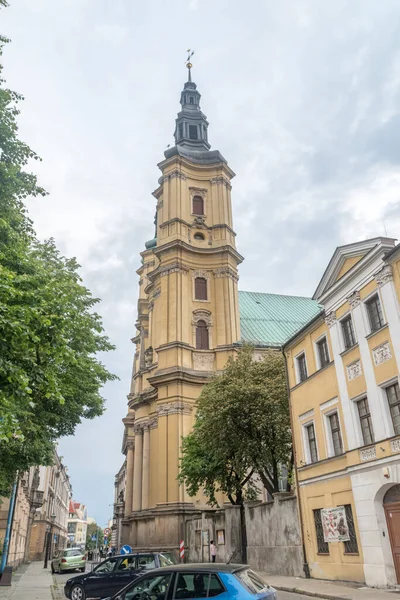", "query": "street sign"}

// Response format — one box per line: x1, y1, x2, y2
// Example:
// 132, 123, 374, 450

91, 534, 97, 541
104, 528, 111, 535
120, 544, 132, 555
